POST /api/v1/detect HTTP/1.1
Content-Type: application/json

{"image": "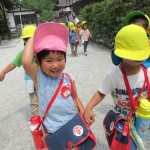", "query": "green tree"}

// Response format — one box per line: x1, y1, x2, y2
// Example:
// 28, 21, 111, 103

14, 0, 57, 22
80, 0, 150, 48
